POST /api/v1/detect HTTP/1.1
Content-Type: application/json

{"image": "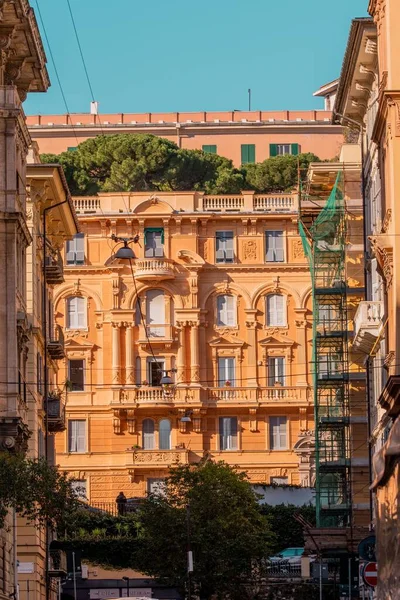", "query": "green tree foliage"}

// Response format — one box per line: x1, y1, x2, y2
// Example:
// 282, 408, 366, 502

0, 453, 80, 529
259, 503, 316, 555
243, 153, 321, 193
135, 461, 273, 600
41, 134, 245, 195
